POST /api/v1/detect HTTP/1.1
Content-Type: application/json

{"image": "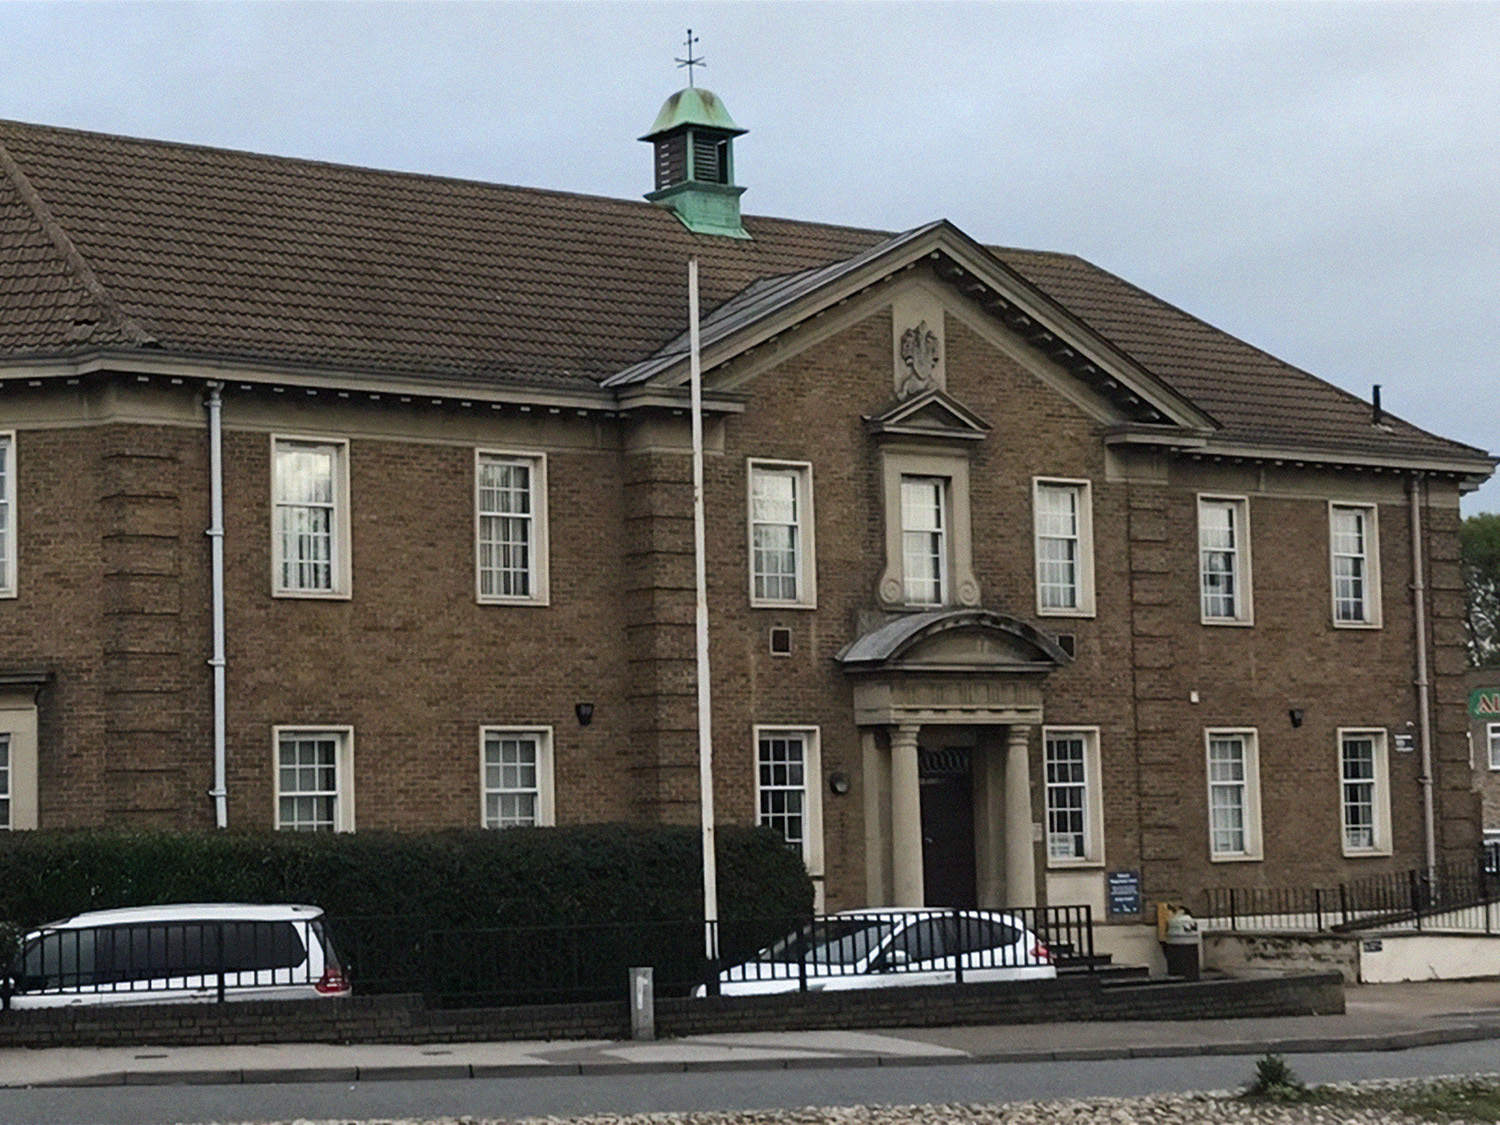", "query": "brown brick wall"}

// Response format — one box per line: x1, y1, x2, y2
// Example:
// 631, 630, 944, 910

0, 288, 1479, 918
